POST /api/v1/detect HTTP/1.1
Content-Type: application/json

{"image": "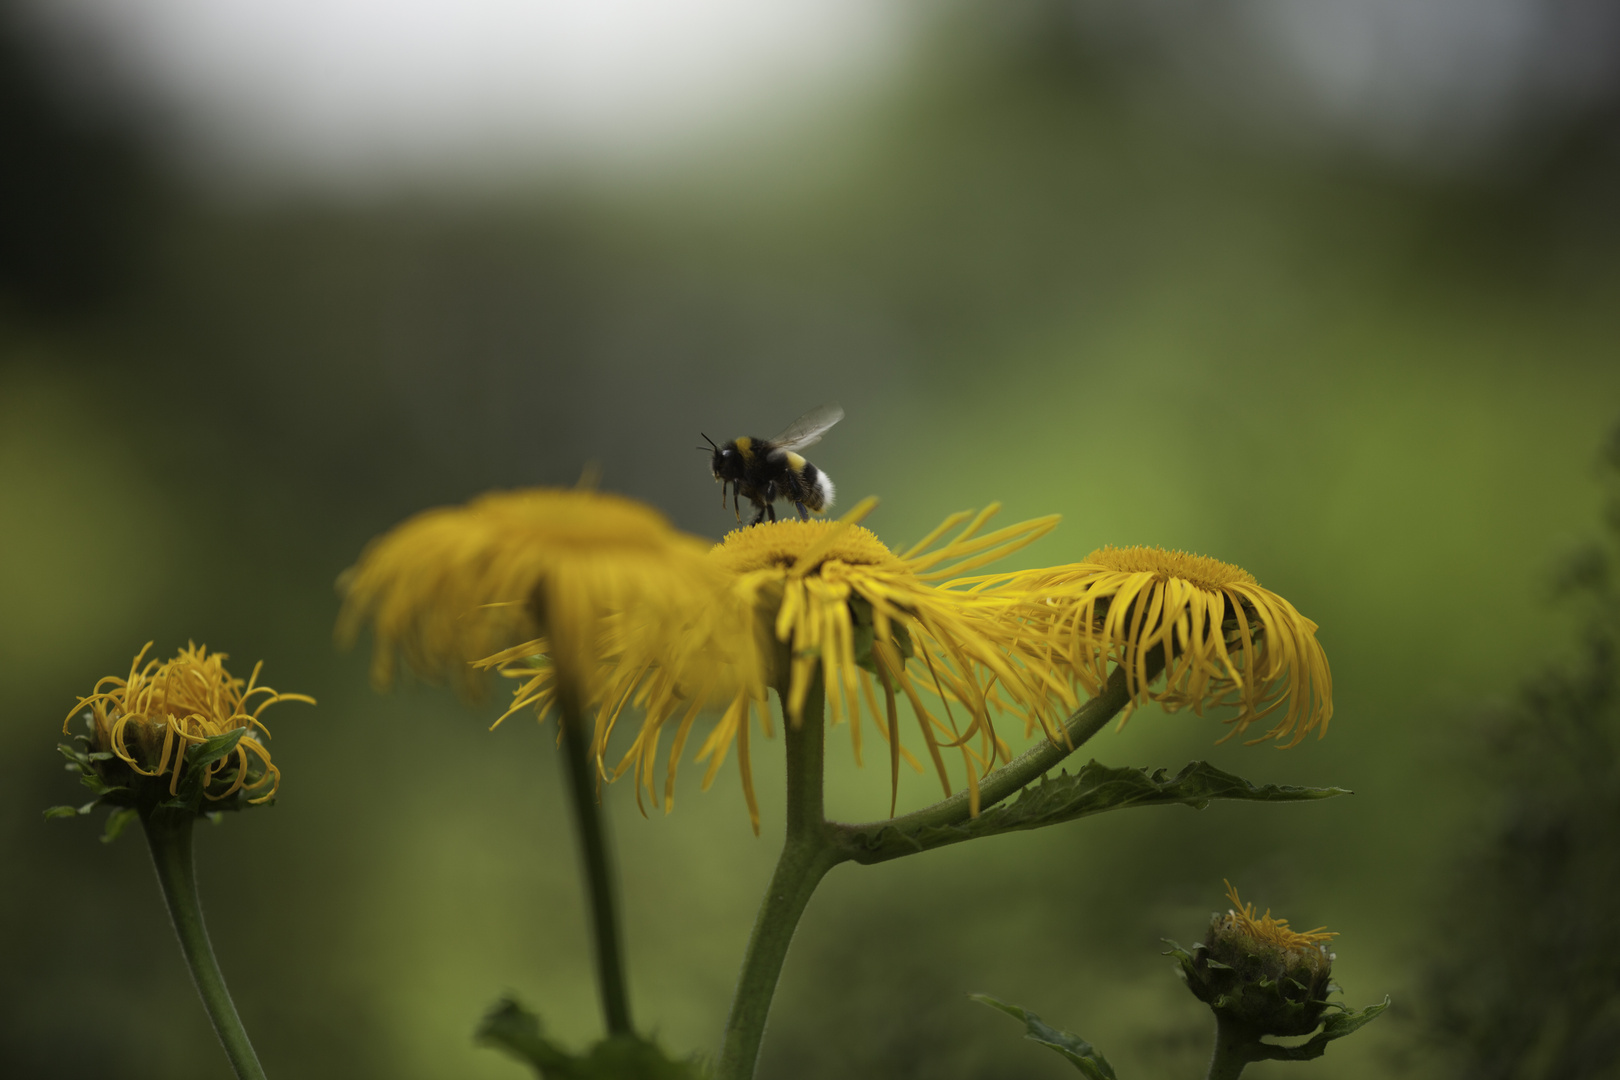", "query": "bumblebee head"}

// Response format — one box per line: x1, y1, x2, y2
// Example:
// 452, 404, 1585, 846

702, 434, 745, 483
